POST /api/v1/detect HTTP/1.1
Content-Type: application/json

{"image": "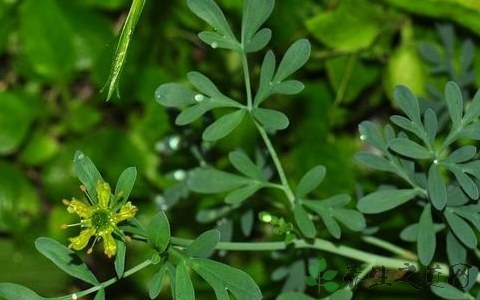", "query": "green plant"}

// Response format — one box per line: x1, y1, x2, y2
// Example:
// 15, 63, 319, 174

1, 0, 480, 299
